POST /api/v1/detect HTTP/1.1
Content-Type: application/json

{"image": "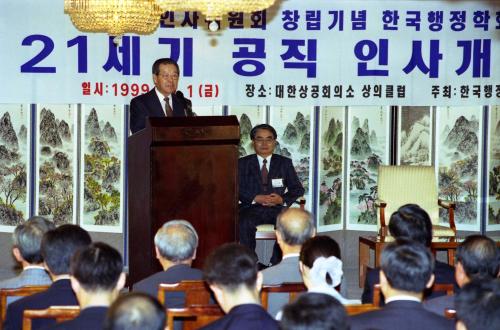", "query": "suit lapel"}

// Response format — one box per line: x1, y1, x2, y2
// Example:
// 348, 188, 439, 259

250, 154, 261, 179
147, 89, 166, 117
172, 94, 186, 116
268, 154, 280, 179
